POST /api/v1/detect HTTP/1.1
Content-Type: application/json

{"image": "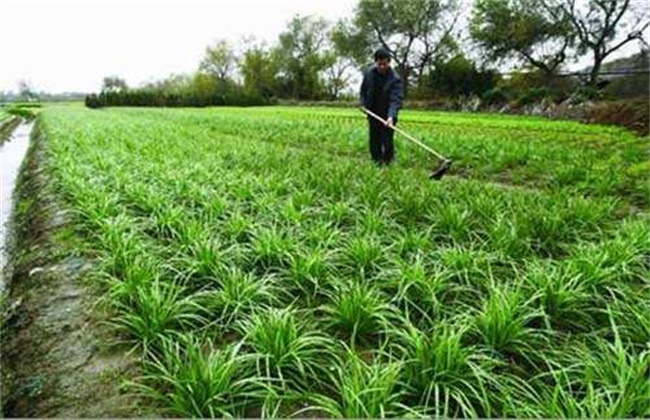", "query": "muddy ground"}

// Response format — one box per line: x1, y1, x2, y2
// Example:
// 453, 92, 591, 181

1, 123, 145, 417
